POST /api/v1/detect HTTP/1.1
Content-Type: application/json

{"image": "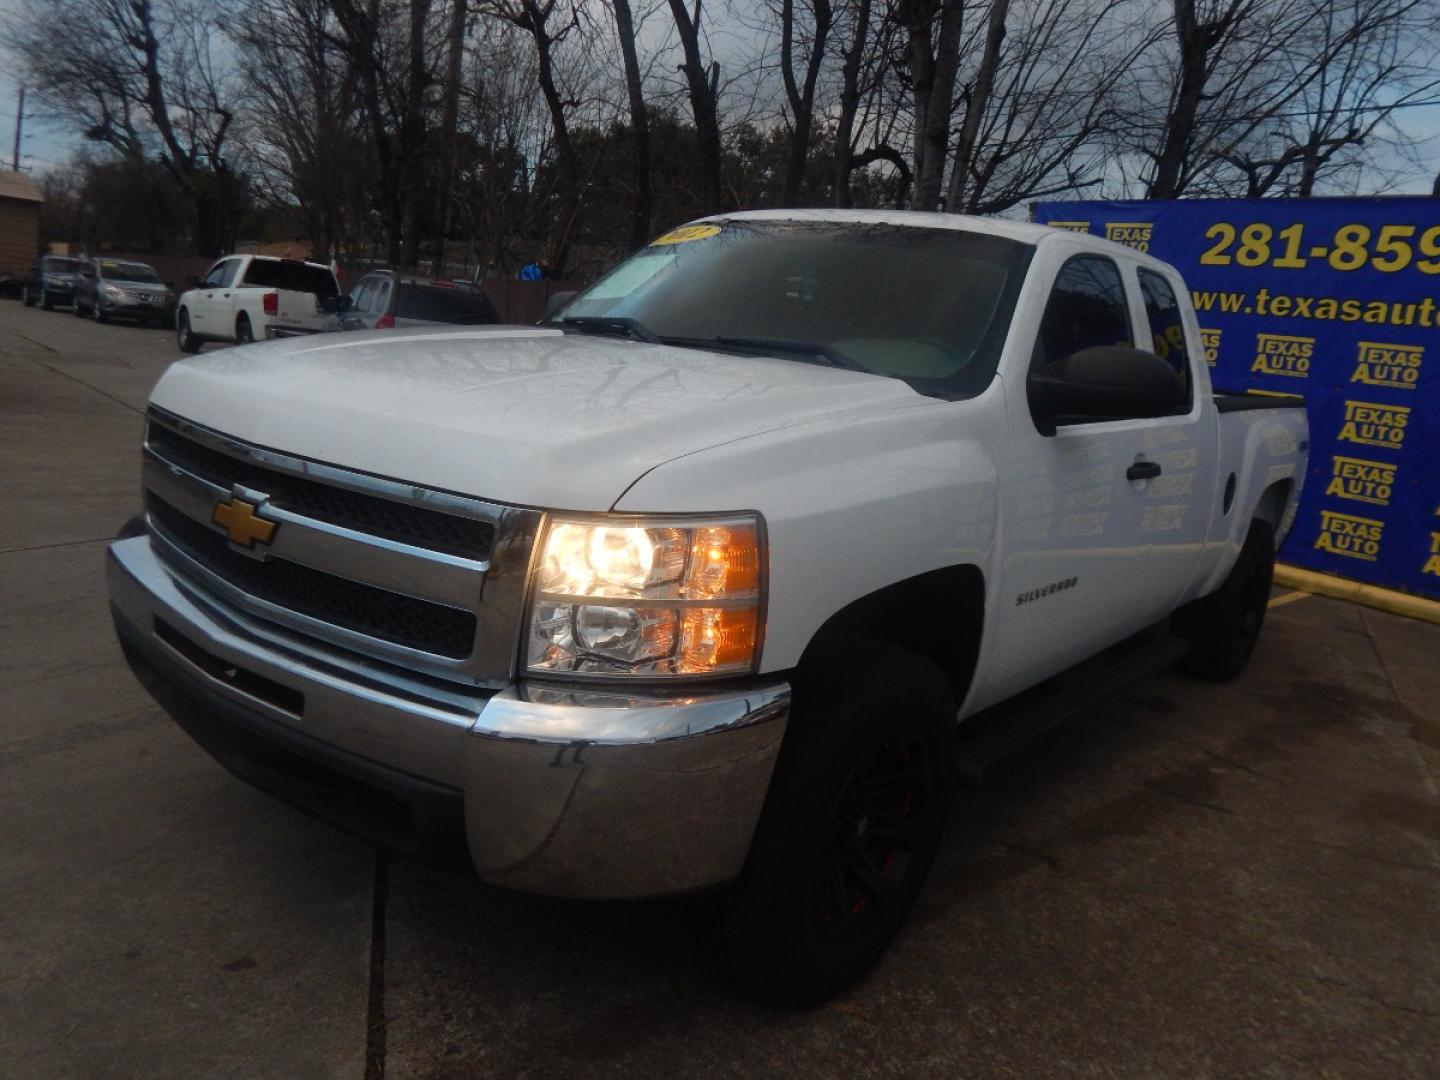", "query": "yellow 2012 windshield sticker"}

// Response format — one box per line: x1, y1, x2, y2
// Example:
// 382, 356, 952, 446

651, 224, 721, 246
